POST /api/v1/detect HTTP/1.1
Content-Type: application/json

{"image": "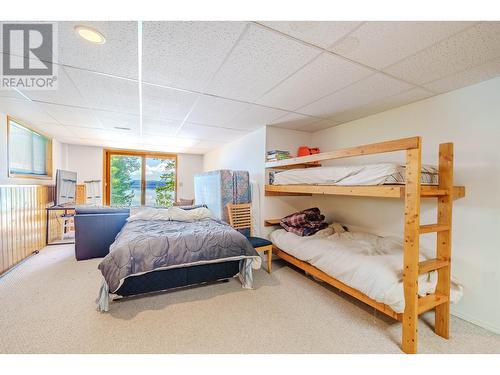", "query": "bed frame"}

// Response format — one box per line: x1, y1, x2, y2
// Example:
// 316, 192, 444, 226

264, 136, 465, 354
